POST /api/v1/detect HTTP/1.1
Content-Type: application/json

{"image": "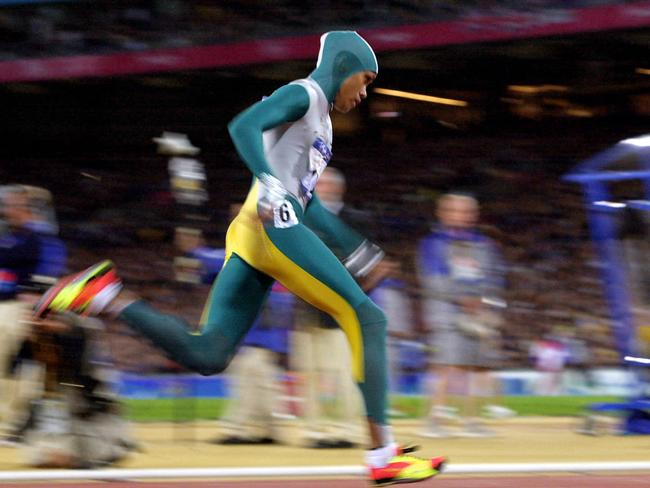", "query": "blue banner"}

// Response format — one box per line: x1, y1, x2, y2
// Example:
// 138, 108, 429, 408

117, 373, 229, 399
